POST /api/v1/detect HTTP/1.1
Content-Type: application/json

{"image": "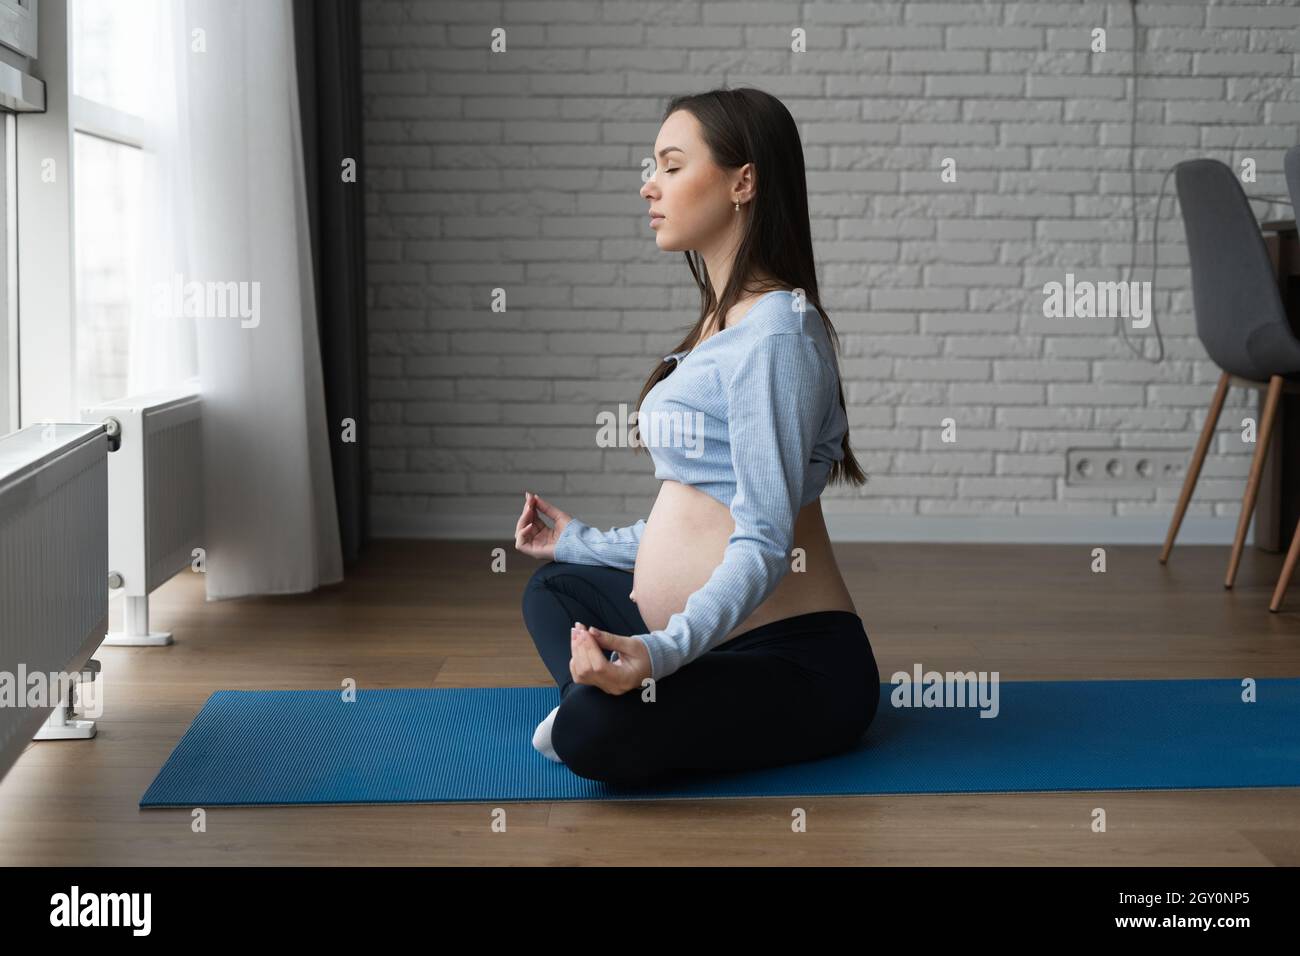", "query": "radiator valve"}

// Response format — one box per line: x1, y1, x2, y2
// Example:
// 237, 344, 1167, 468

102, 416, 122, 452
